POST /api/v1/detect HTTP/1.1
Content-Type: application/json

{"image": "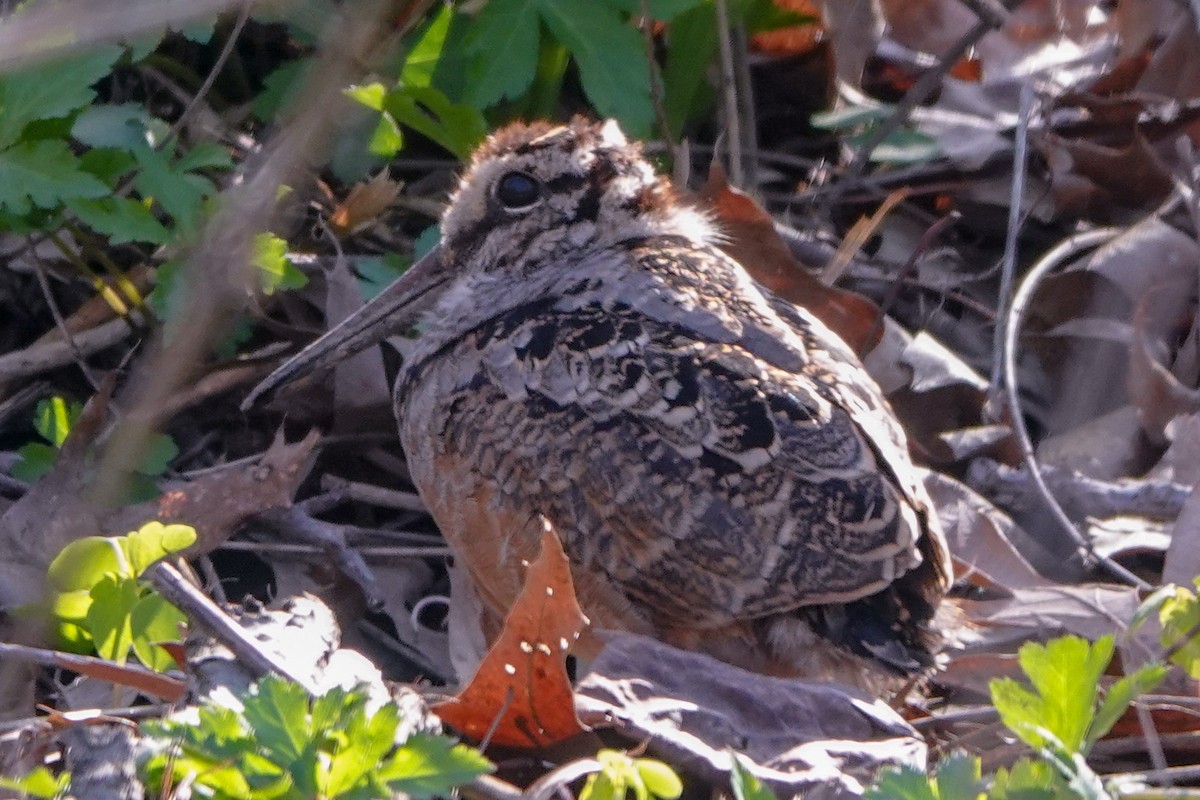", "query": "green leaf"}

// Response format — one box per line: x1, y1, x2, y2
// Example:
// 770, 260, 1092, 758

401, 4, 454, 89
325, 701, 401, 796
0, 140, 109, 214
253, 232, 308, 294
175, 142, 234, 172
367, 111, 404, 158
0, 766, 69, 798
254, 58, 314, 121
381, 85, 487, 159
729, 752, 774, 800
1089, 662, 1167, 749
242, 675, 313, 765
536, 0, 654, 137
662, 3, 719, 136
868, 129, 941, 165
988, 757, 1064, 800
137, 433, 179, 476
464, 0, 541, 107
129, 593, 187, 671
378, 732, 493, 799
122, 520, 197, 575
11, 441, 58, 482
66, 196, 171, 244
78, 146, 137, 184
866, 765, 938, 800
34, 395, 81, 446
990, 635, 1112, 755
48, 536, 128, 591
608, 0, 709, 18
87, 574, 141, 664
355, 254, 409, 301
72, 102, 159, 150
811, 103, 891, 130
867, 753, 983, 800
133, 145, 210, 227
0, 45, 123, 148
934, 751, 985, 800
346, 82, 389, 111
